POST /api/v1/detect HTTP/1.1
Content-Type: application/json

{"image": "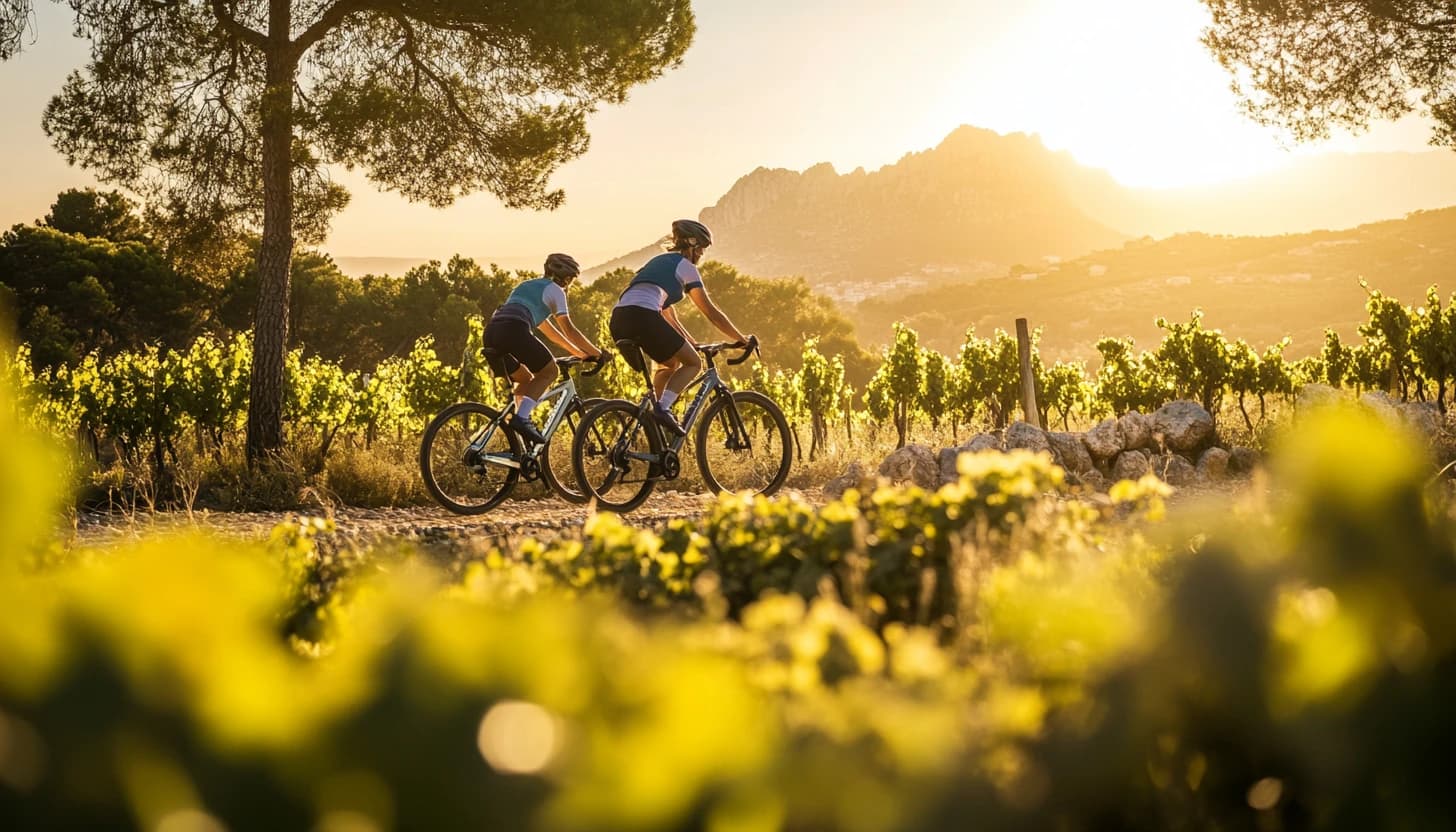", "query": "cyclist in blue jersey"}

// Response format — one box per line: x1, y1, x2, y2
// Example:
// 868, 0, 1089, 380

609, 219, 749, 436
483, 253, 604, 445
